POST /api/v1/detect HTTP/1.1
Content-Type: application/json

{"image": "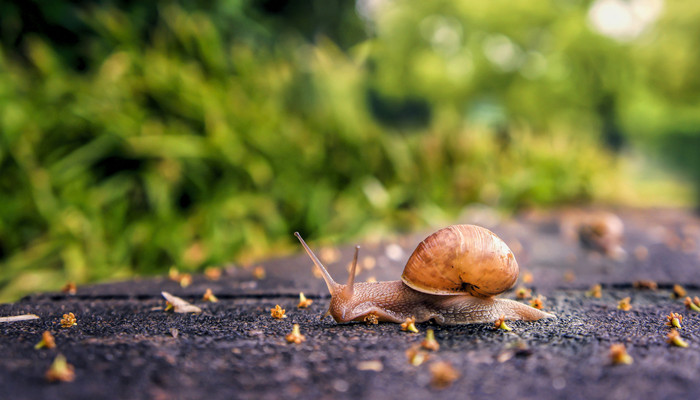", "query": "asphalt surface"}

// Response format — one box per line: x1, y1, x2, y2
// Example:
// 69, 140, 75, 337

2, 207, 700, 400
